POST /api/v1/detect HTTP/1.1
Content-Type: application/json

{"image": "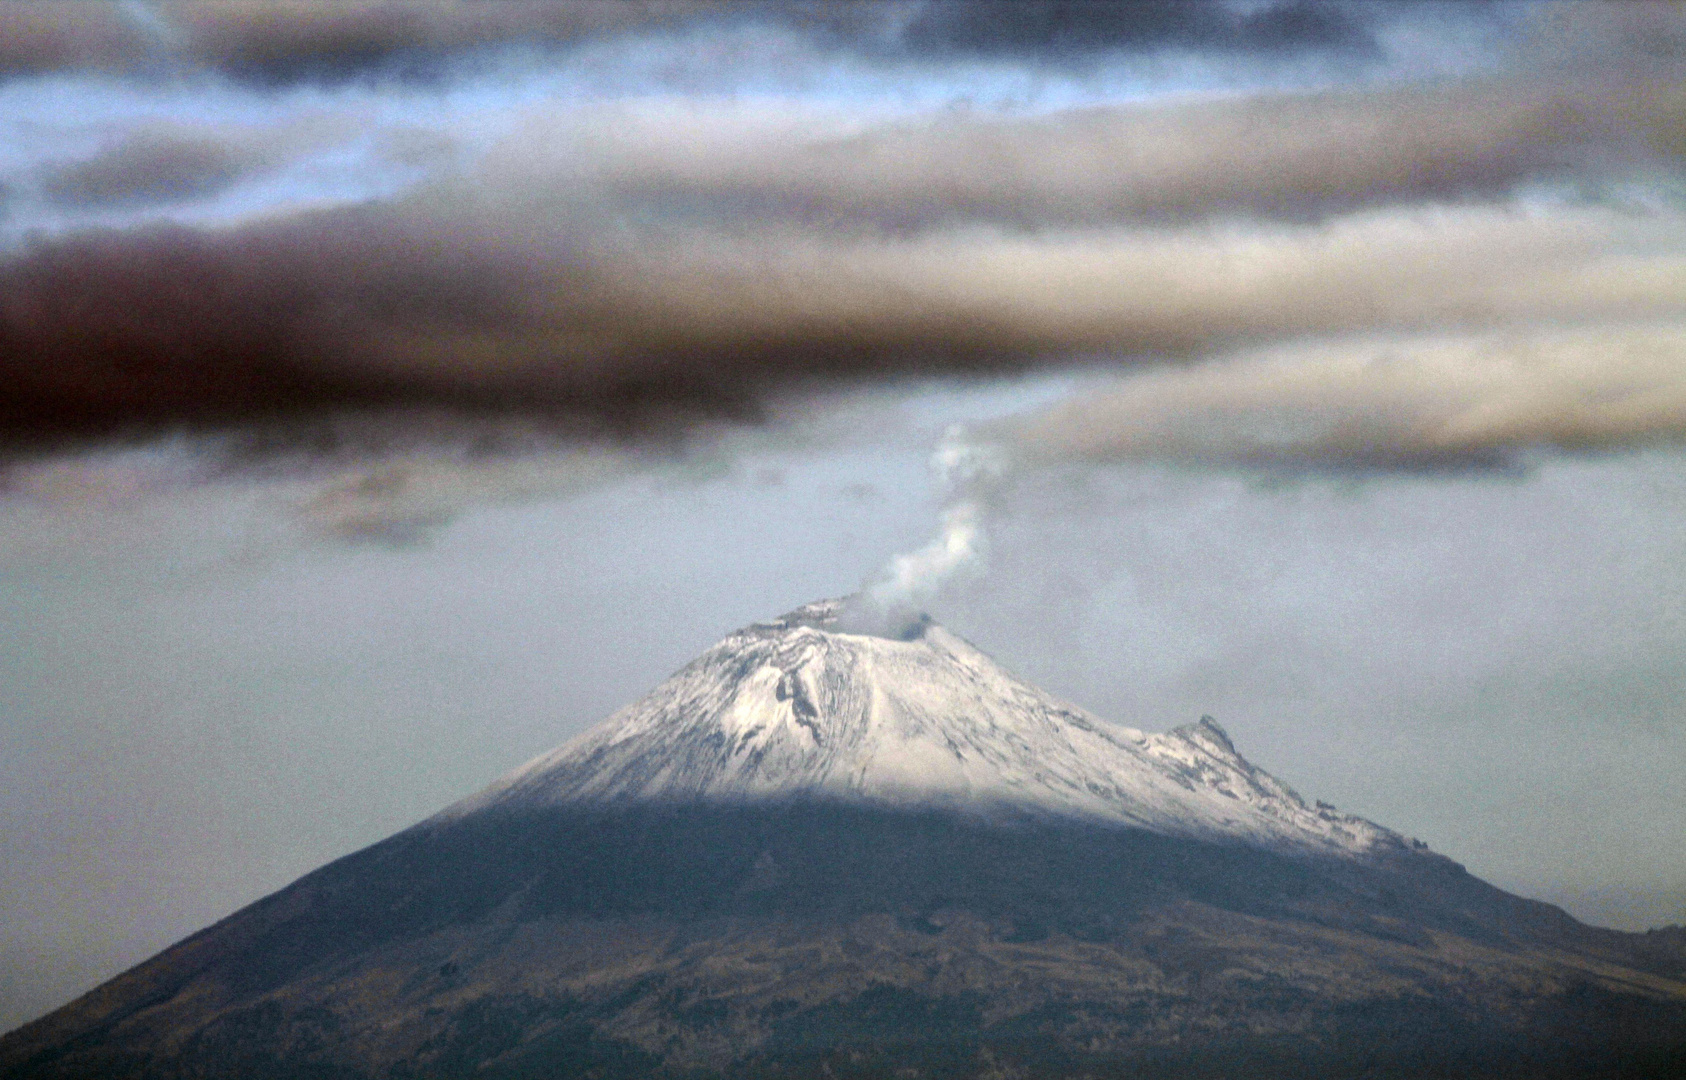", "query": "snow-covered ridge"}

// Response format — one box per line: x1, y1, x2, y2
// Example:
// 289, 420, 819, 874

444, 598, 1422, 859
